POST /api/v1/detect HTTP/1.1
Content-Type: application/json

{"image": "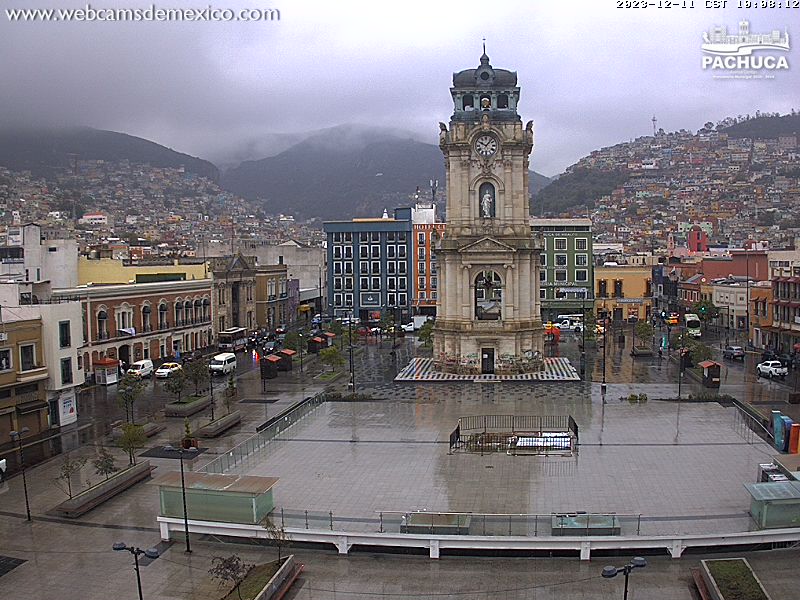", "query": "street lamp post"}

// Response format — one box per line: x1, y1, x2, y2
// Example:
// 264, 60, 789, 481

112, 543, 159, 600
9, 428, 31, 522
348, 316, 356, 393
163, 445, 197, 553
601, 557, 647, 600
298, 333, 304, 373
